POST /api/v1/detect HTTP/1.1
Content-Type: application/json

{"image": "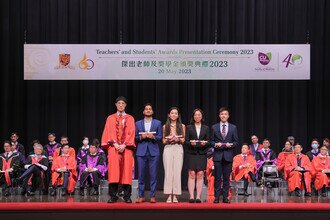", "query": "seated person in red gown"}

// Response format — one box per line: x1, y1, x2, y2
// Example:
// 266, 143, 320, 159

232, 144, 256, 196
311, 145, 330, 197
50, 144, 77, 196
277, 141, 293, 180
285, 143, 312, 197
